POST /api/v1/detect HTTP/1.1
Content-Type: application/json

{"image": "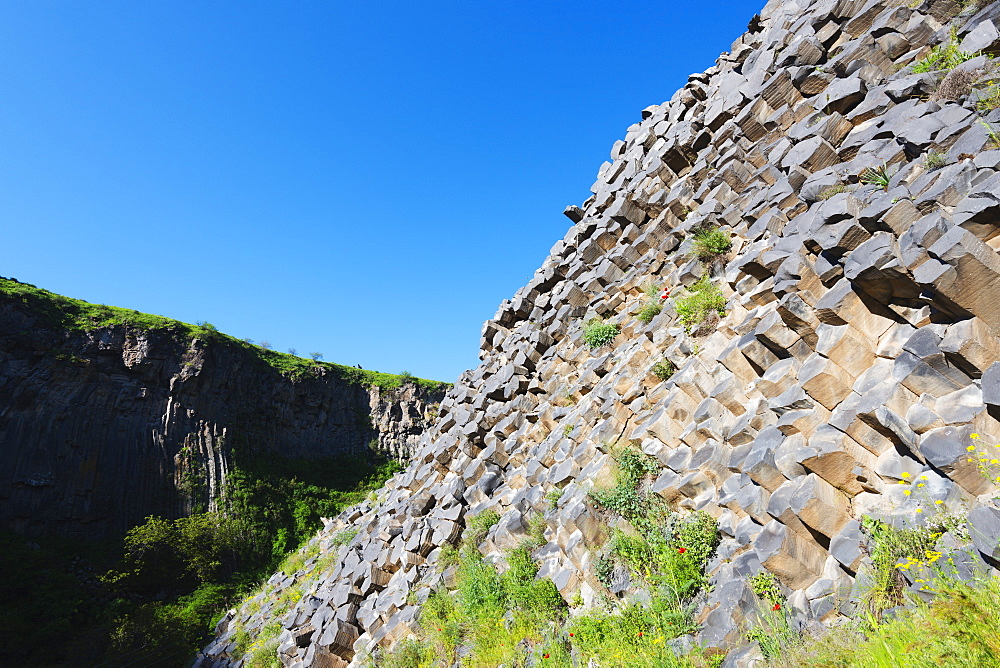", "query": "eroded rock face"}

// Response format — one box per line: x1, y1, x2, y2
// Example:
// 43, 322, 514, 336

0, 295, 445, 539
200, 1, 1000, 665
